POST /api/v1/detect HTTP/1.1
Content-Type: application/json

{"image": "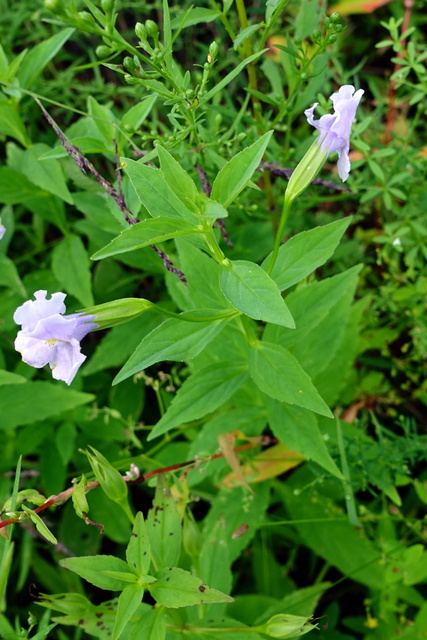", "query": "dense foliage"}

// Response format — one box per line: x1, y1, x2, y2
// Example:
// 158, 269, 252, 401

1, 1, 427, 639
